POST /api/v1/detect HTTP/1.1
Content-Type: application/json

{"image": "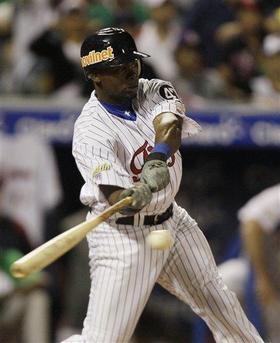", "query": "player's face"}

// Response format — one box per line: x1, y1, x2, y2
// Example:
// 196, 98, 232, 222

94, 60, 140, 104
